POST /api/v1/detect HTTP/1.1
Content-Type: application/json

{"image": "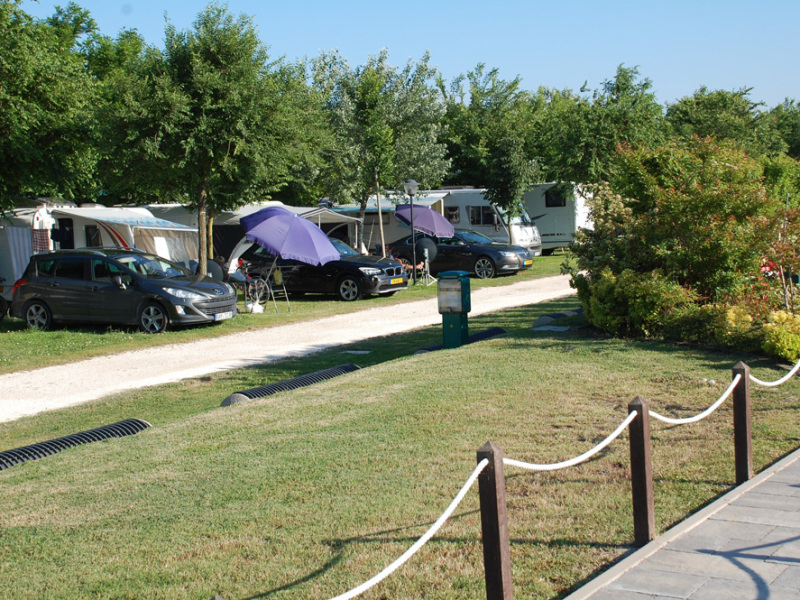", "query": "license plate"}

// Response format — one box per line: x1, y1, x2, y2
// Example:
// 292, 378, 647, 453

214, 311, 233, 321
391, 277, 404, 285
524, 259, 533, 266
